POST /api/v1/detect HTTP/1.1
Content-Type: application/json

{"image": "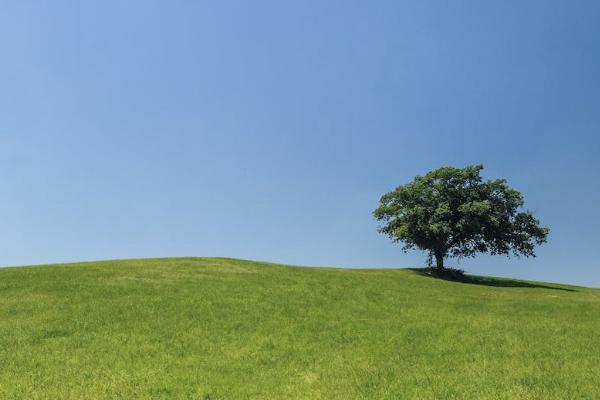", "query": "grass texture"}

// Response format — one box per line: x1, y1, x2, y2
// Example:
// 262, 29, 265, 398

0, 257, 598, 399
